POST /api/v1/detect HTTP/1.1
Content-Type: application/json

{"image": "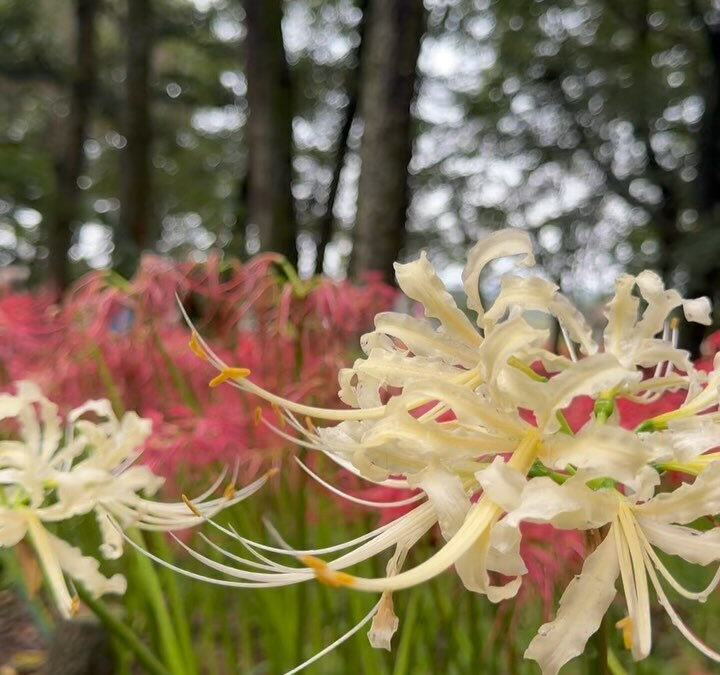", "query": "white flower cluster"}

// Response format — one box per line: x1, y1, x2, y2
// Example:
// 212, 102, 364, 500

0, 382, 269, 618
183, 229, 720, 673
